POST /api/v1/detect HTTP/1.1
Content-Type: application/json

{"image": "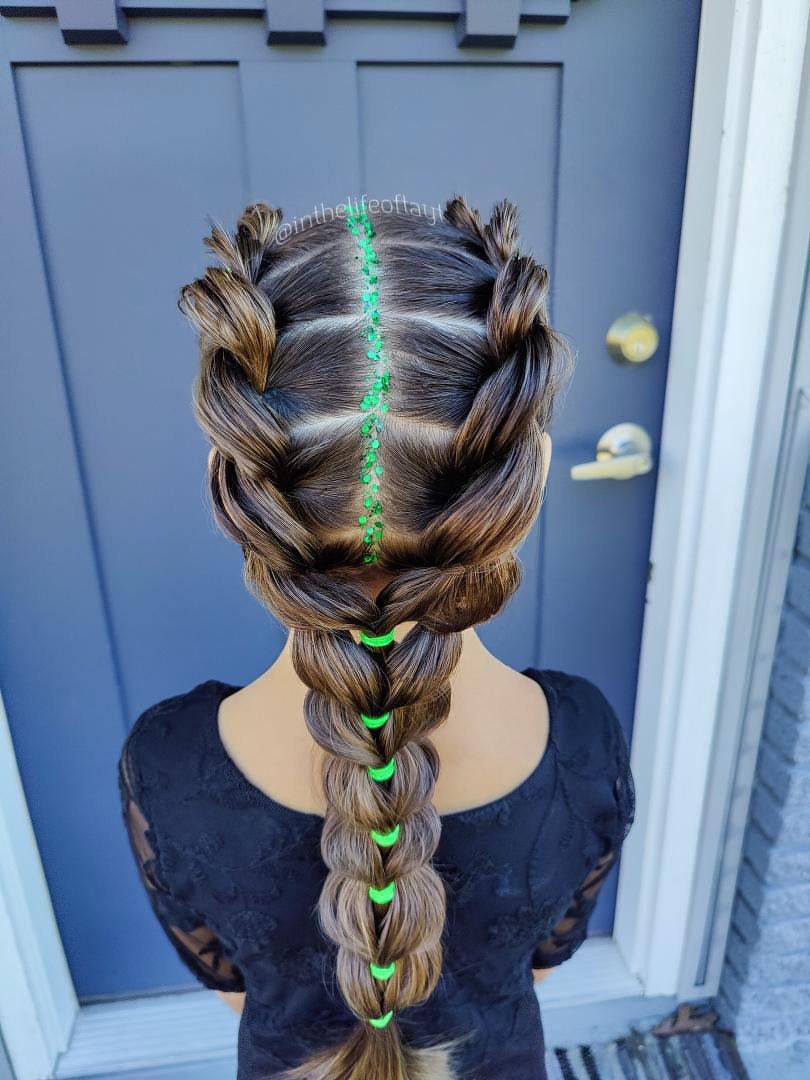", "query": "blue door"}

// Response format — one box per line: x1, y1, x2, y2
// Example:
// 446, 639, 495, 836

0, 0, 700, 998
